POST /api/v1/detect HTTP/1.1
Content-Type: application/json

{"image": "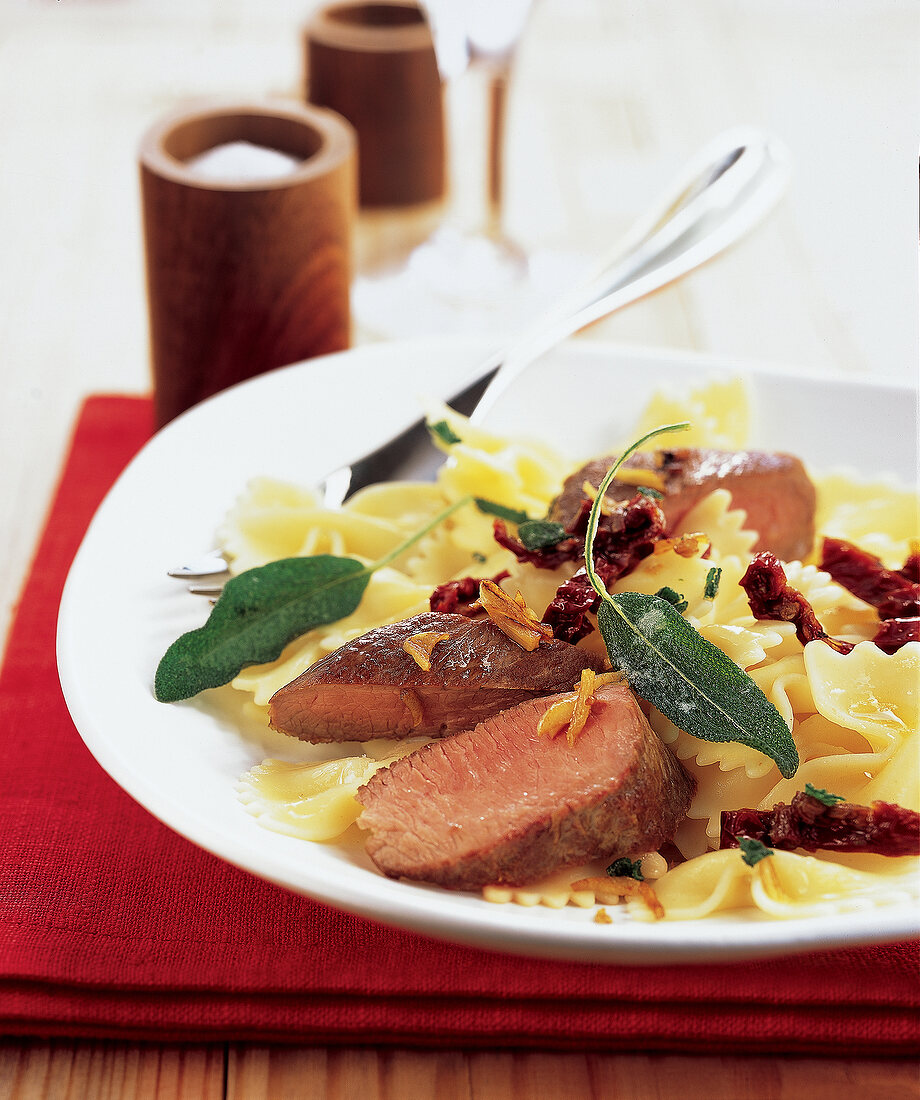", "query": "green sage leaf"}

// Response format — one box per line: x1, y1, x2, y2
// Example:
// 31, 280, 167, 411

597, 594, 799, 778
155, 556, 371, 702
156, 494, 475, 703
606, 857, 644, 880
429, 419, 462, 446
738, 837, 774, 866
474, 498, 529, 524
655, 586, 688, 614
583, 421, 799, 780
517, 519, 567, 550
804, 783, 844, 806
